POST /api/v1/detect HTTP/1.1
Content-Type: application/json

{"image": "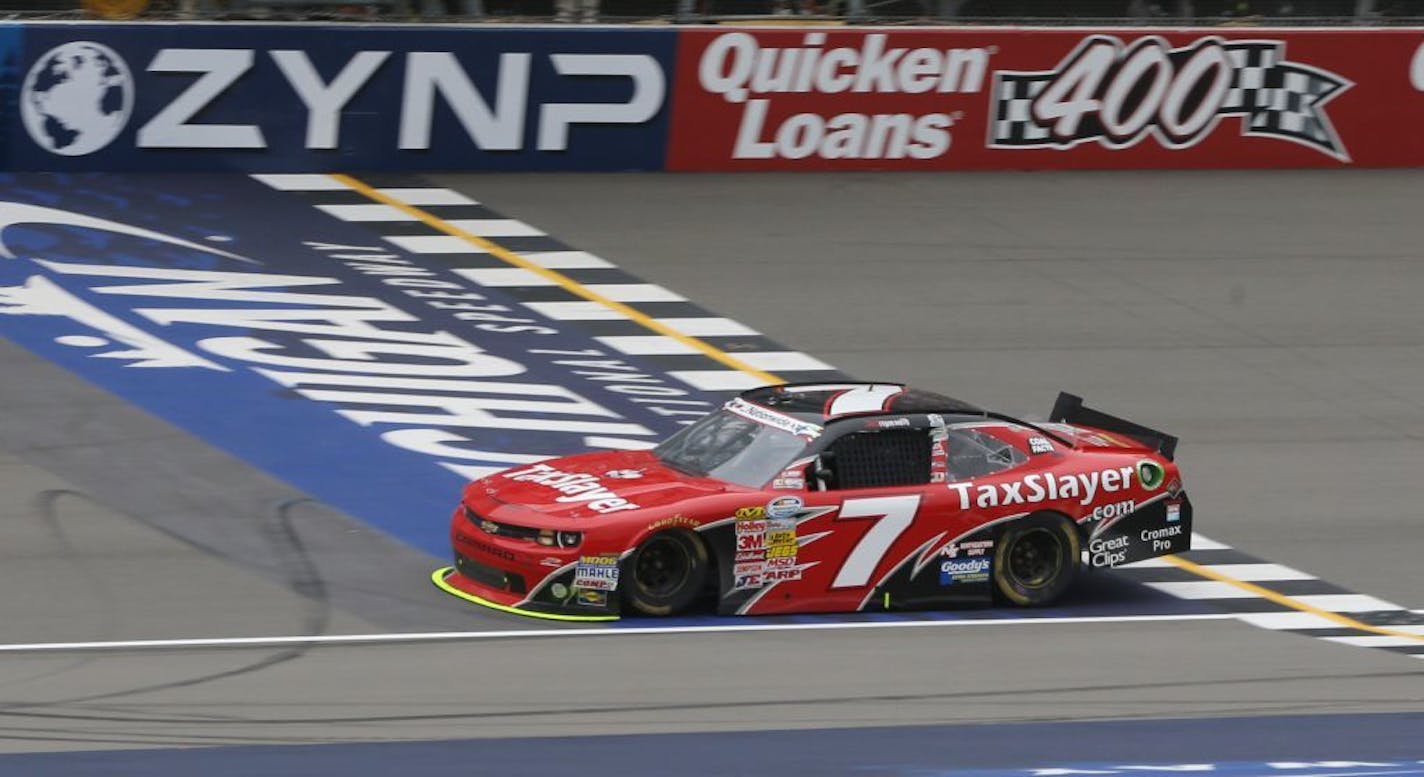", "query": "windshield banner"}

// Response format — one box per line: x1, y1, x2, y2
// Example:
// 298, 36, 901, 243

666, 27, 1424, 171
